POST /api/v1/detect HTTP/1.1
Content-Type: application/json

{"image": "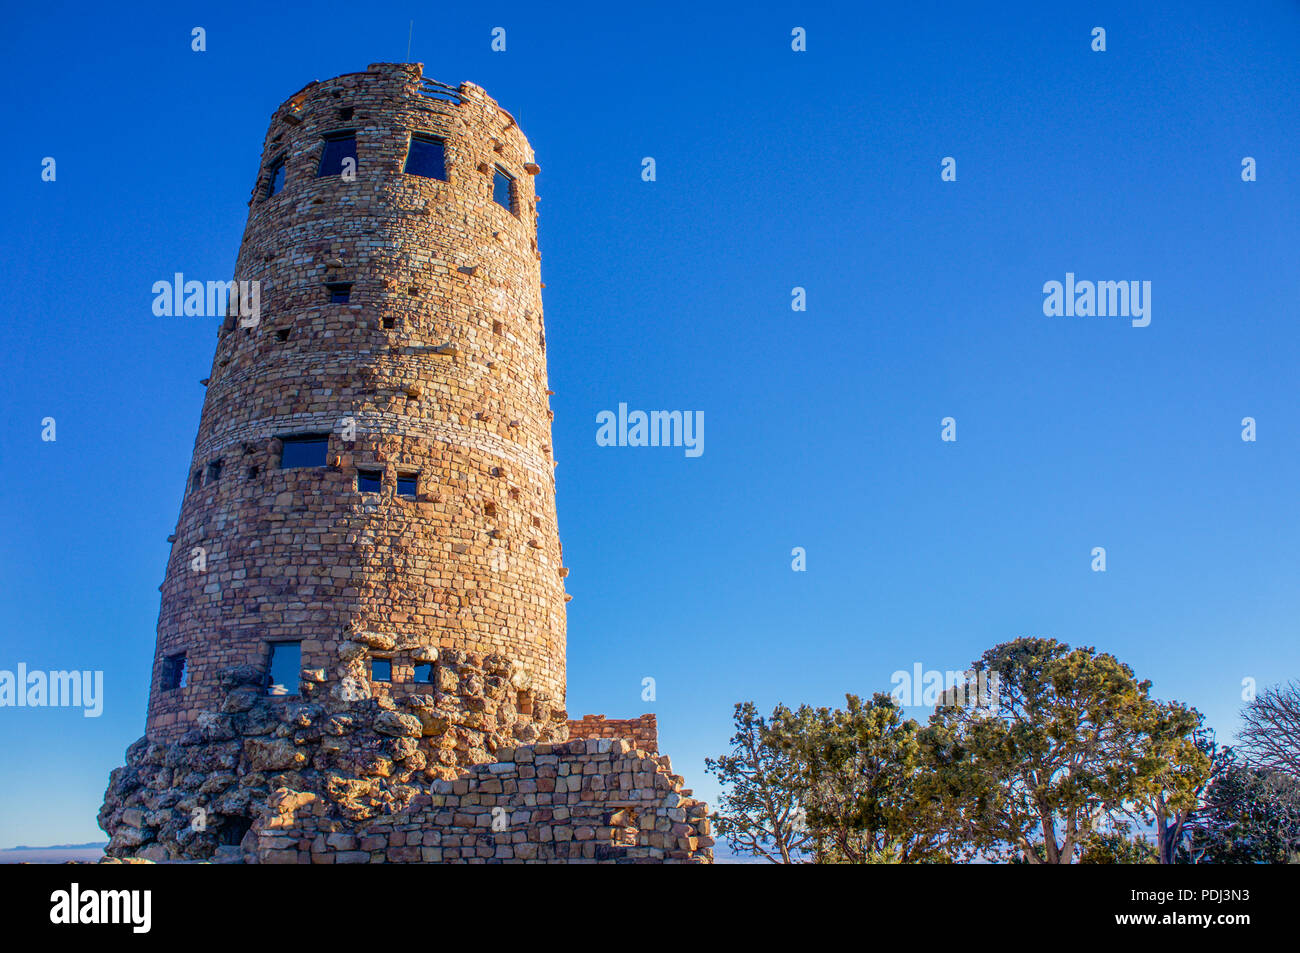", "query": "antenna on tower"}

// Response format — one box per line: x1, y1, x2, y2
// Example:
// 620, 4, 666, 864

406, 20, 414, 63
